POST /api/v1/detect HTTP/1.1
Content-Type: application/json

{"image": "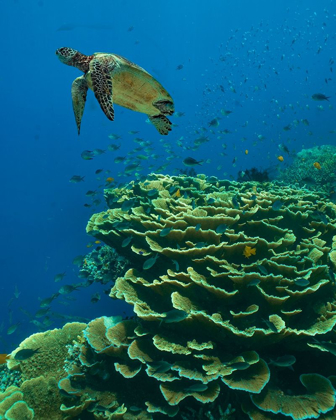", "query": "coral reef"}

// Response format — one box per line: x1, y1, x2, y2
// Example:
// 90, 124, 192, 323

3, 174, 336, 419
278, 145, 336, 192
79, 244, 130, 285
